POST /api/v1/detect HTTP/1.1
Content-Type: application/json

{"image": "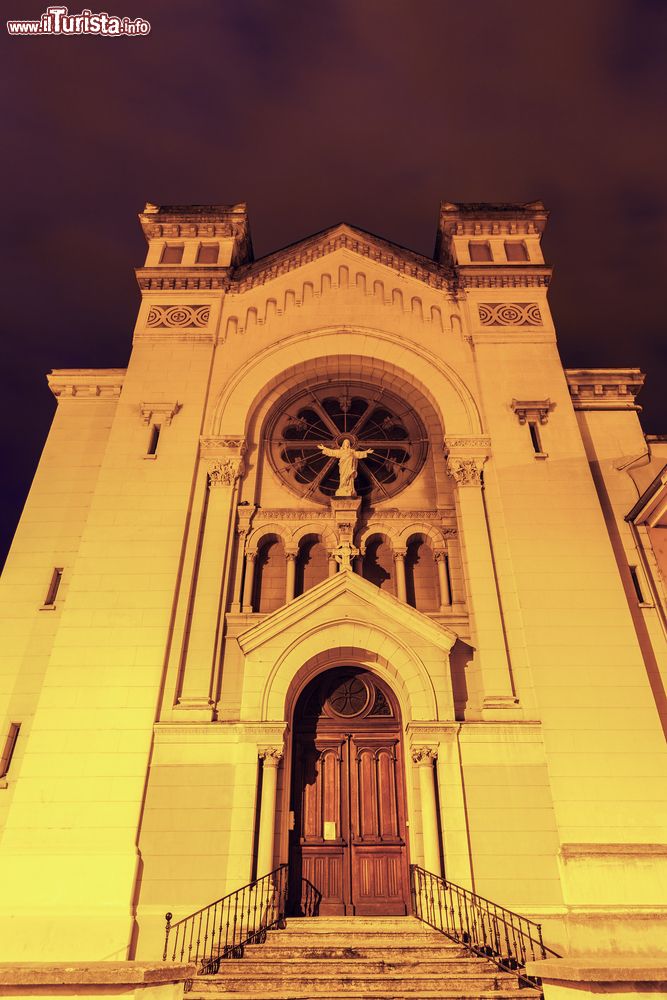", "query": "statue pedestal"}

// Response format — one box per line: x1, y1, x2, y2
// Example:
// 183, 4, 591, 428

330, 497, 362, 571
